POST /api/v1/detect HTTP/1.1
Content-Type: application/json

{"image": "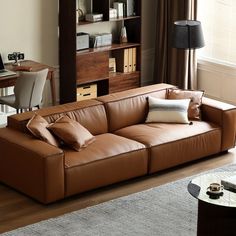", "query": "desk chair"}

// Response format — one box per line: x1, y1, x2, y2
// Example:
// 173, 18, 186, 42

0, 69, 48, 113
